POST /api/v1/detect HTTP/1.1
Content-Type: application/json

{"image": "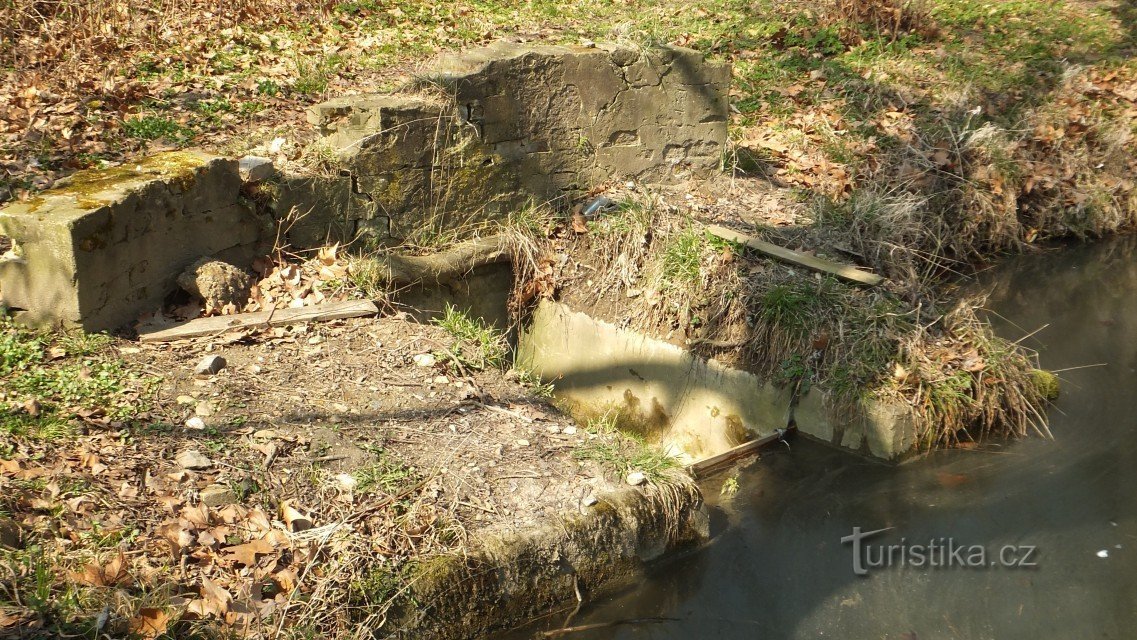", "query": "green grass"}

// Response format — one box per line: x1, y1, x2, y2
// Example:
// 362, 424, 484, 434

659, 226, 709, 287
758, 278, 841, 338
0, 317, 154, 440
352, 454, 416, 495
433, 303, 508, 371
511, 368, 555, 398
573, 414, 678, 481
121, 115, 191, 142
293, 54, 344, 95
